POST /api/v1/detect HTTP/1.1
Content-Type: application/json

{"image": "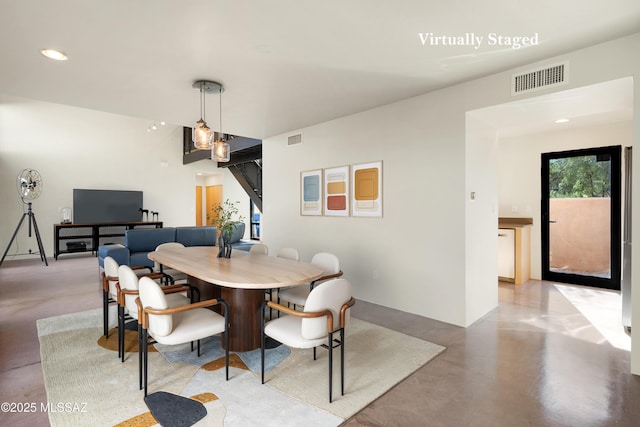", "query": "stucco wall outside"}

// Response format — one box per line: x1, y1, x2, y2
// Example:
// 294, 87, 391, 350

549, 197, 610, 275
